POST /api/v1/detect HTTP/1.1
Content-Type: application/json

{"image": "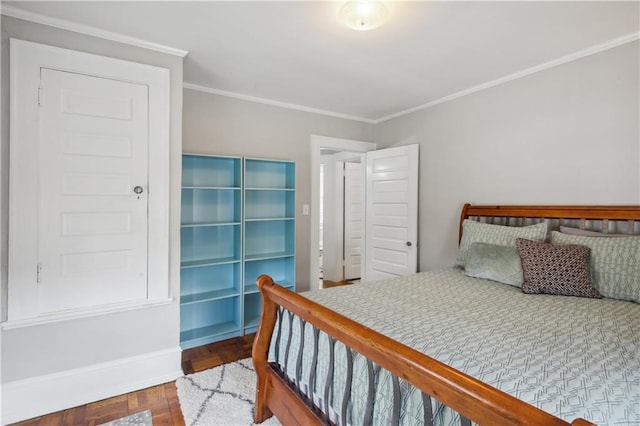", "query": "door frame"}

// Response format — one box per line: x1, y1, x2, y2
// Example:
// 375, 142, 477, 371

321, 152, 363, 282
7, 39, 171, 324
310, 135, 375, 290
